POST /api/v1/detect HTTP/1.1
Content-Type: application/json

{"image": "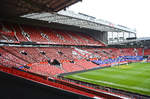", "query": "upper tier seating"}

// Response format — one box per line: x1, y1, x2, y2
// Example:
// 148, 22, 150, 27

0, 33, 17, 42
0, 23, 17, 42
20, 25, 49, 42
0, 22, 105, 46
